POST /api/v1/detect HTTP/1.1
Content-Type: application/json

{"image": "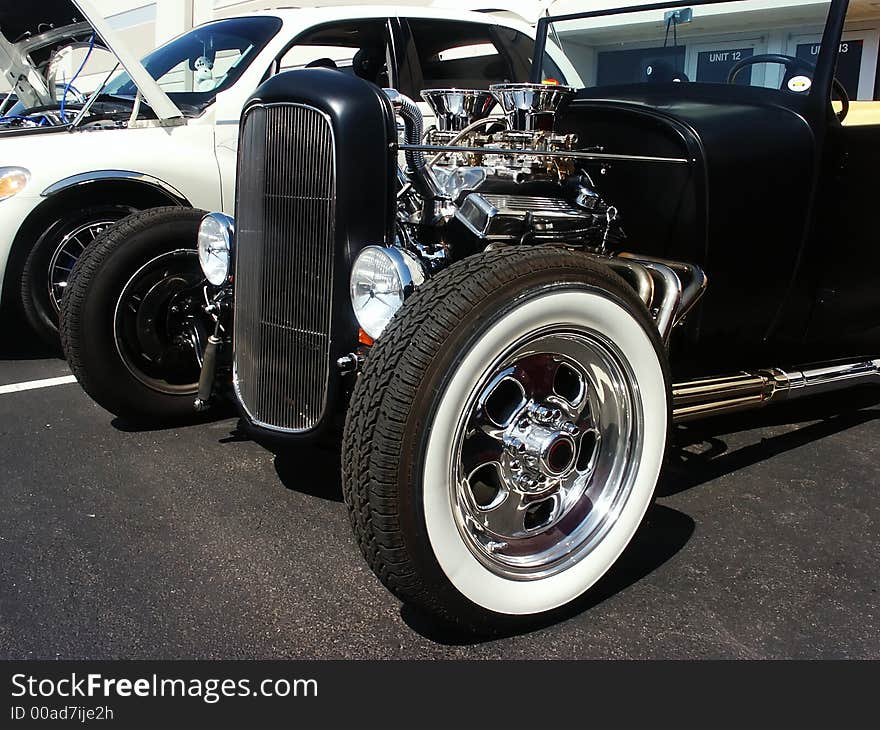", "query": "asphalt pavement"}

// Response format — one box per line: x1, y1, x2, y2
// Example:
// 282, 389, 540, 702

0, 313, 877, 659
